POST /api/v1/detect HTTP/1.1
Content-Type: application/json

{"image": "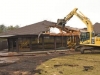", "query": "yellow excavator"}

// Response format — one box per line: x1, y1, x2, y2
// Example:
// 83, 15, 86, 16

57, 8, 100, 54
